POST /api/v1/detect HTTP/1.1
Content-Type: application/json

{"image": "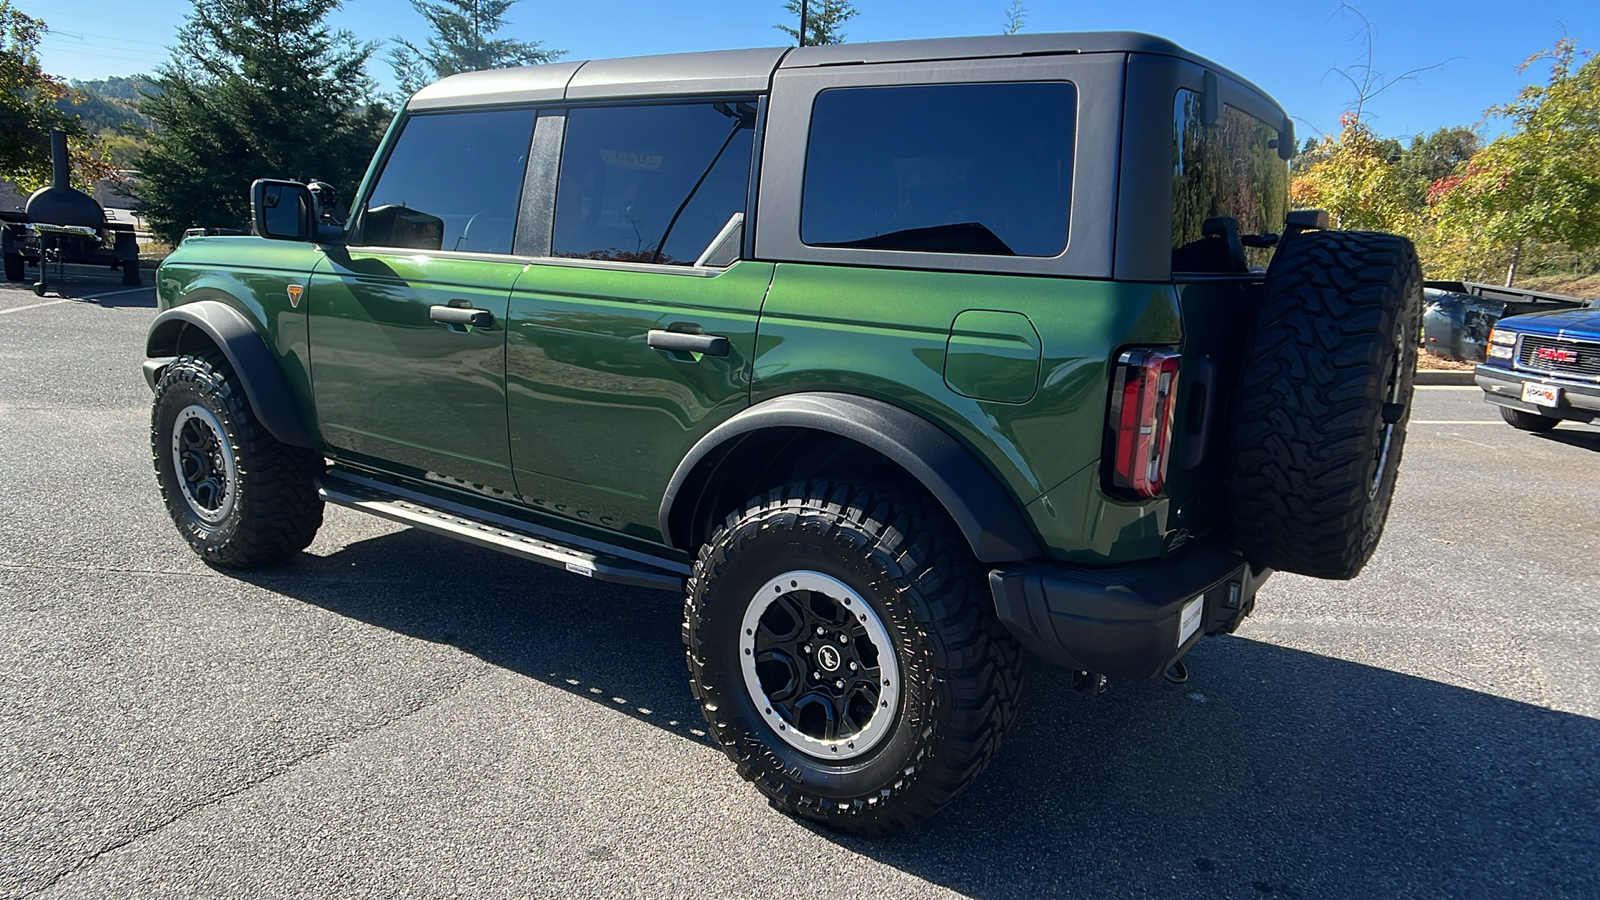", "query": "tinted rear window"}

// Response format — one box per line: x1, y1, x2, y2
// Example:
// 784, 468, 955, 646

1172, 90, 1289, 270
801, 82, 1076, 257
